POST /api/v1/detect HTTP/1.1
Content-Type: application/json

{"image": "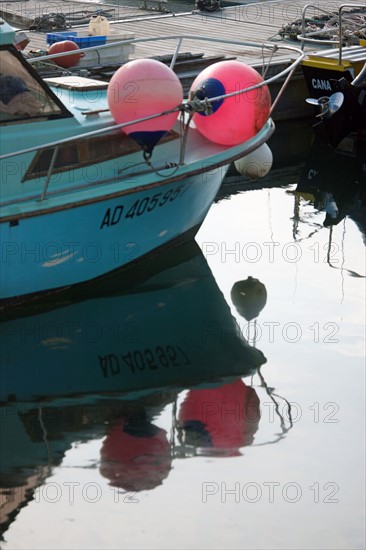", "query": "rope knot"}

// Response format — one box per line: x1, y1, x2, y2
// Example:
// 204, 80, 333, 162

179, 90, 214, 116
